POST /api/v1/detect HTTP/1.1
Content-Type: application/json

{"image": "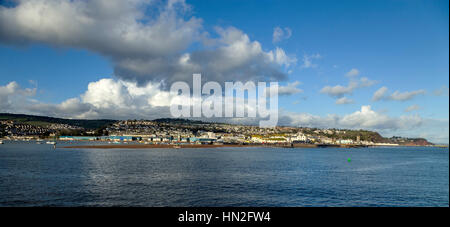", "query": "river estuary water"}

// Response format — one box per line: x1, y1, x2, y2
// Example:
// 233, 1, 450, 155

0, 141, 448, 206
